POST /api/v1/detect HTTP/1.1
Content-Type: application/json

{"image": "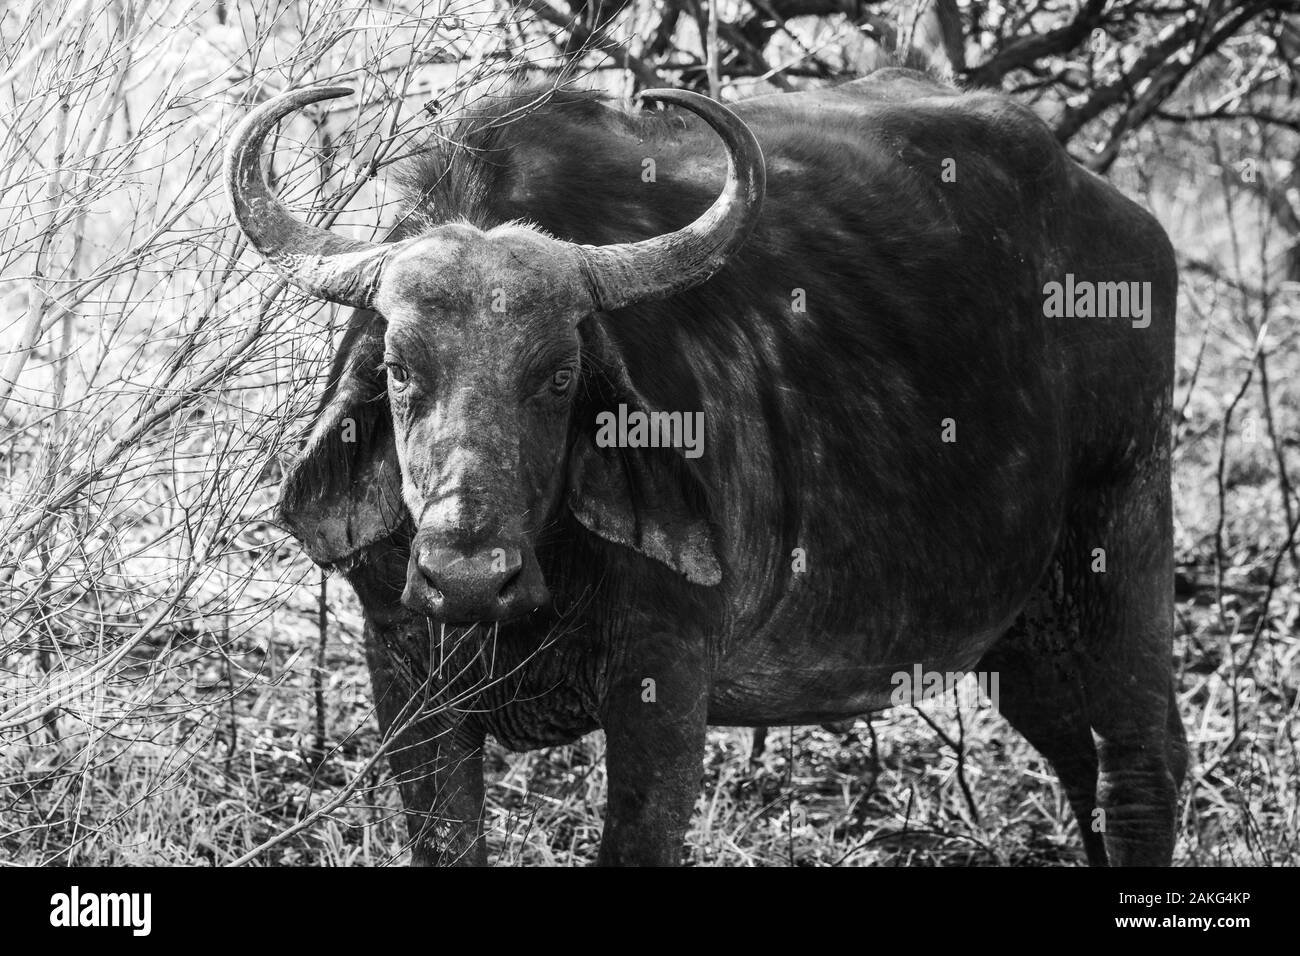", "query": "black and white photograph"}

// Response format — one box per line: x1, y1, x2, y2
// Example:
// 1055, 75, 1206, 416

0, 0, 1296, 911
